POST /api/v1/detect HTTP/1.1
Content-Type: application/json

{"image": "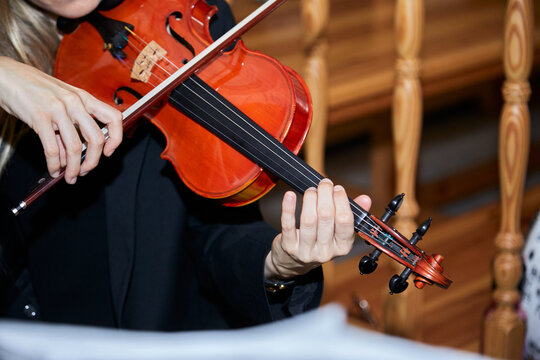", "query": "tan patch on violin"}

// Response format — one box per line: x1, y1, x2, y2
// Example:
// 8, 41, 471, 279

131, 40, 167, 83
